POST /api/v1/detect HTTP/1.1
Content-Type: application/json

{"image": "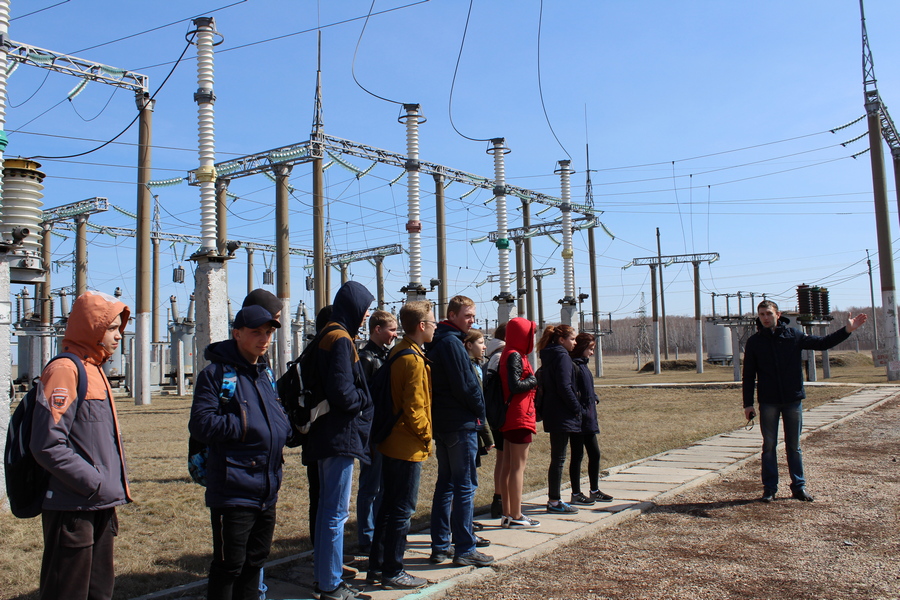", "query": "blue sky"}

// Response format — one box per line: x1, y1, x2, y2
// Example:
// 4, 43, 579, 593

5, 0, 900, 325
